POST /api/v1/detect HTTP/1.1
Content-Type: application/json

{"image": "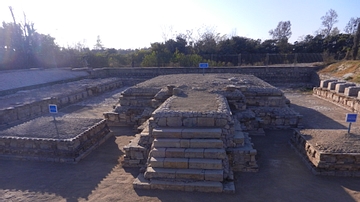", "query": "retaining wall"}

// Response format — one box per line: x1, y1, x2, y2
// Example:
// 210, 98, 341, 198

0, 79, 123, 126
90, 66, 321, 87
